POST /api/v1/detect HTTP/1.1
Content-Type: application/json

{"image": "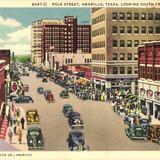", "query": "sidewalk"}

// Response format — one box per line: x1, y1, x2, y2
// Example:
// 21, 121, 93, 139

5, 104, 28, 151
